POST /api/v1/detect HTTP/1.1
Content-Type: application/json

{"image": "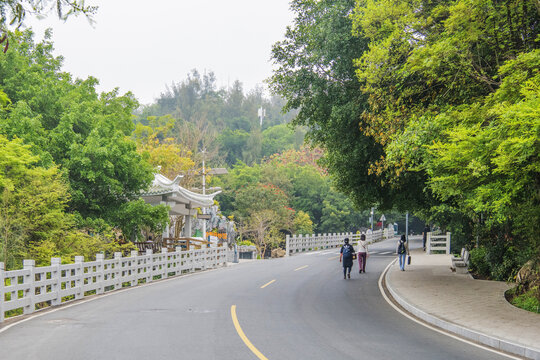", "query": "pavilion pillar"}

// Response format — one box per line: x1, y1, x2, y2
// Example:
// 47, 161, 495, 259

163, 222, 170, 240
185, 215, 192, 237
